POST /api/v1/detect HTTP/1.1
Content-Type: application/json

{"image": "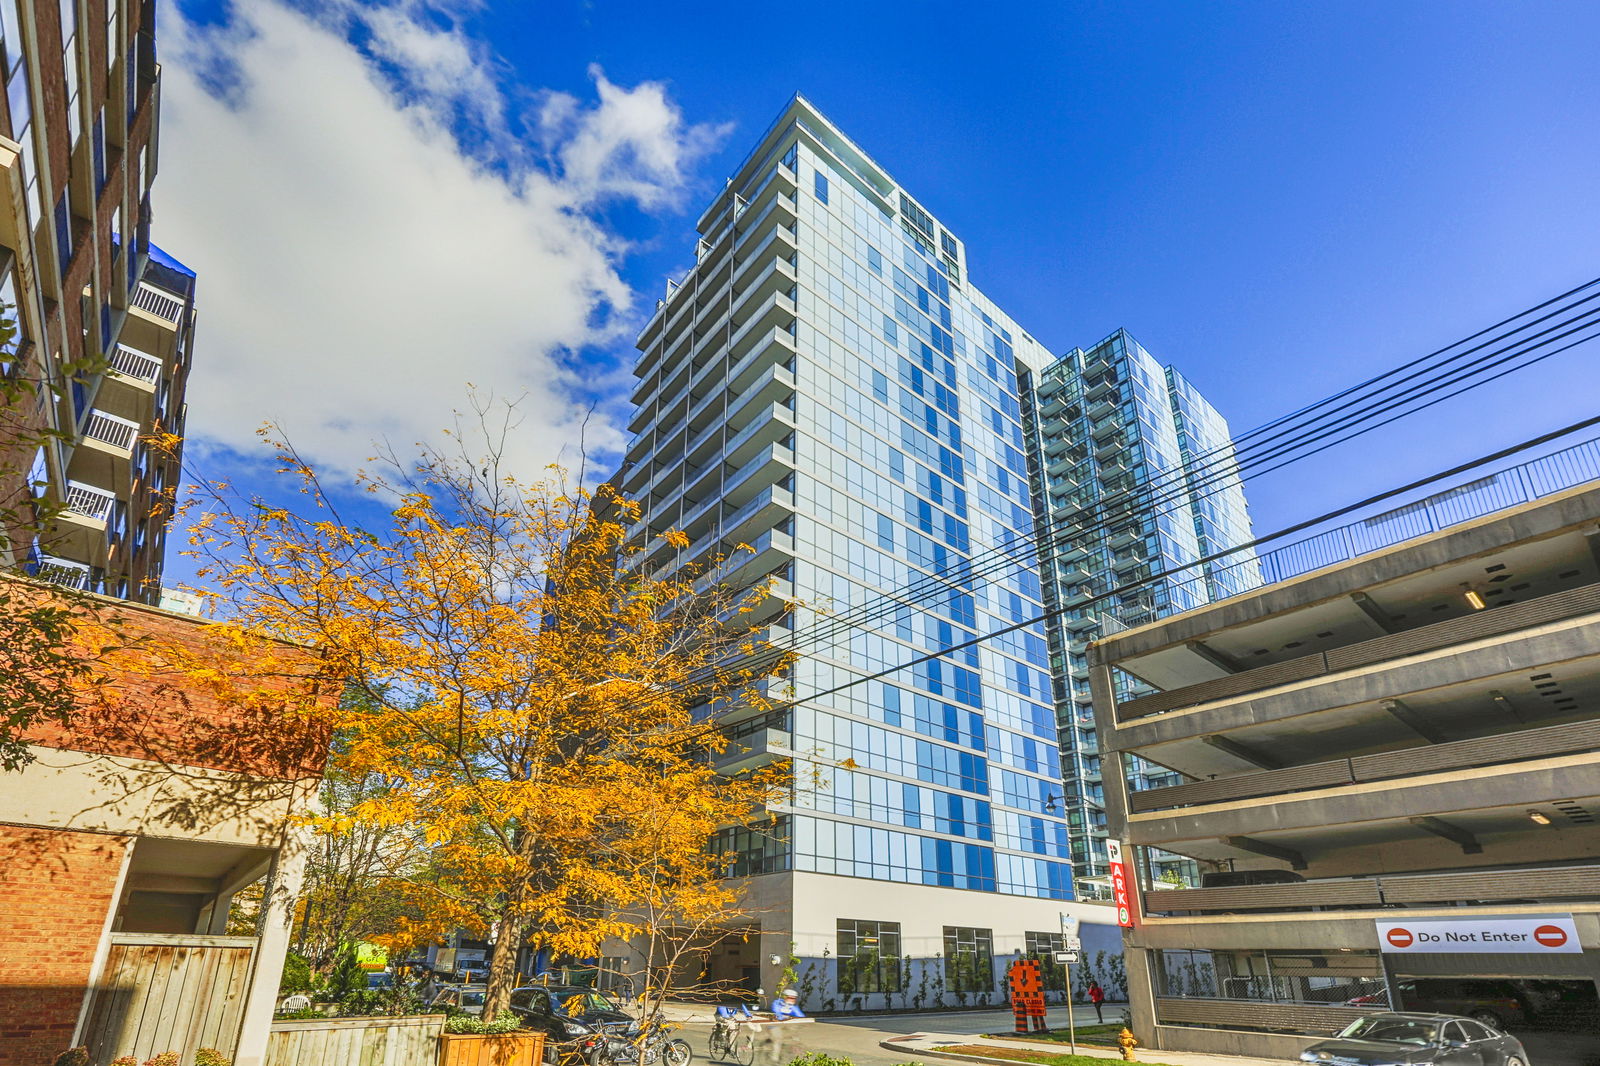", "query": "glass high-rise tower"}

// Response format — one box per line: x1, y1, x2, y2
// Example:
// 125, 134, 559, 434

1024, 330, 1258, 888
614, 98, 1252, 1002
